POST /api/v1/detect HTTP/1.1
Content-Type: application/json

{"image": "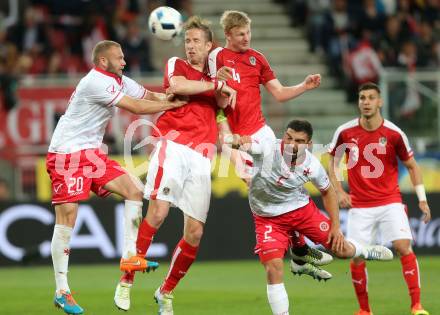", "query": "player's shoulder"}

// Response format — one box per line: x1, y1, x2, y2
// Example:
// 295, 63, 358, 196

248, 48, 269, 61
78, 69, 112, 91
121, 74, 137, 85
306, 150, 322, 169
167, 56, 187, 66
382, 119, 408, 137
209, 46, 224, 59
334, 118, 359, 135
